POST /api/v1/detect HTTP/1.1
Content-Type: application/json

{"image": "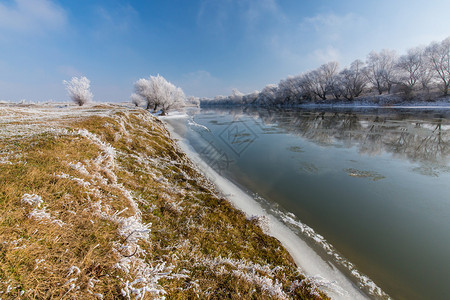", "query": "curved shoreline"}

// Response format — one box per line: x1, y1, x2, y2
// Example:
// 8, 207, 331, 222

164, 115, 376, 300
